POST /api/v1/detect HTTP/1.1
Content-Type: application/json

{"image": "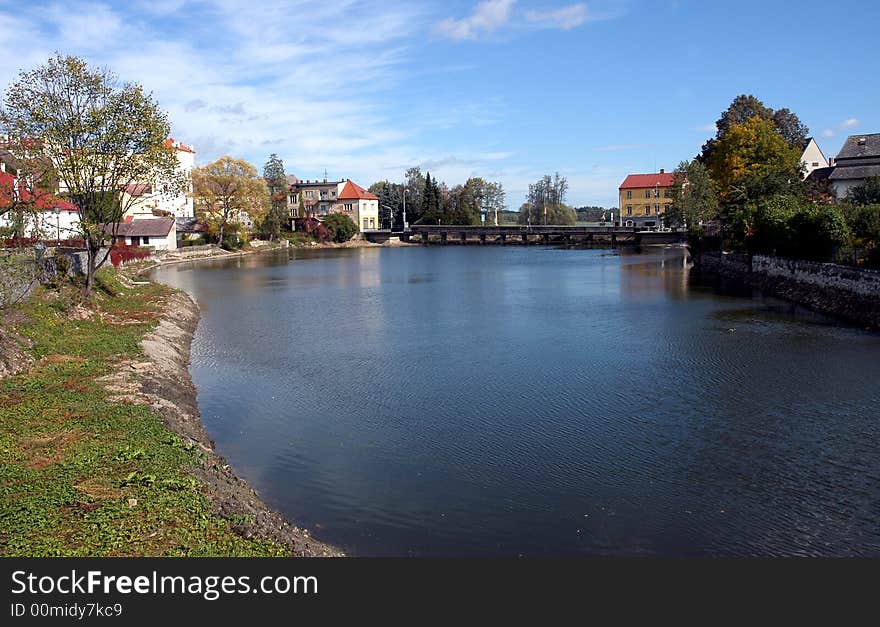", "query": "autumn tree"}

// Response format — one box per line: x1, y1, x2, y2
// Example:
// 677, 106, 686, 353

193, 156, 269, 248
707, 116, 803, 204
0, 54, 181, 296
261, 153, 287, 240
700, 94, 809, 165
